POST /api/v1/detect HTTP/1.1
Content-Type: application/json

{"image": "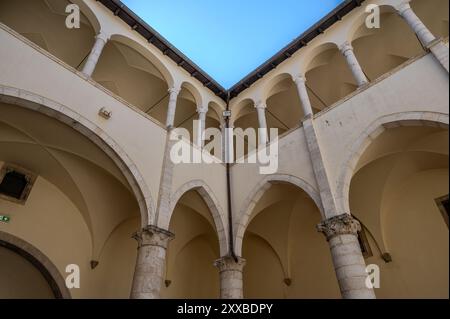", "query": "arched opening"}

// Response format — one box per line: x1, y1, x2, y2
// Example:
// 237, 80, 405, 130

411, 0, 449, 40
0, 100, 147, 298
233, 99, 259, 159
91, 38, 170, 125
162, 188, 221, 298
241, 182, 339, 298
173, 84, 202, 144
0, 231, 70, 299
350, 0, 448, 82
304, 43, 357, 112
0, 0, 96, 70
349, 122, 449, 298
204, 102, 223, 158
265, 74, 303, 134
